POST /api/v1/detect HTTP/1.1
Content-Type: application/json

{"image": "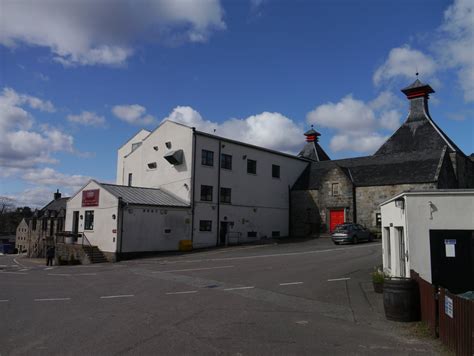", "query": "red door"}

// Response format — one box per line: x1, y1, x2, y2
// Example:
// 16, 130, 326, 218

329, 209, 345, 232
